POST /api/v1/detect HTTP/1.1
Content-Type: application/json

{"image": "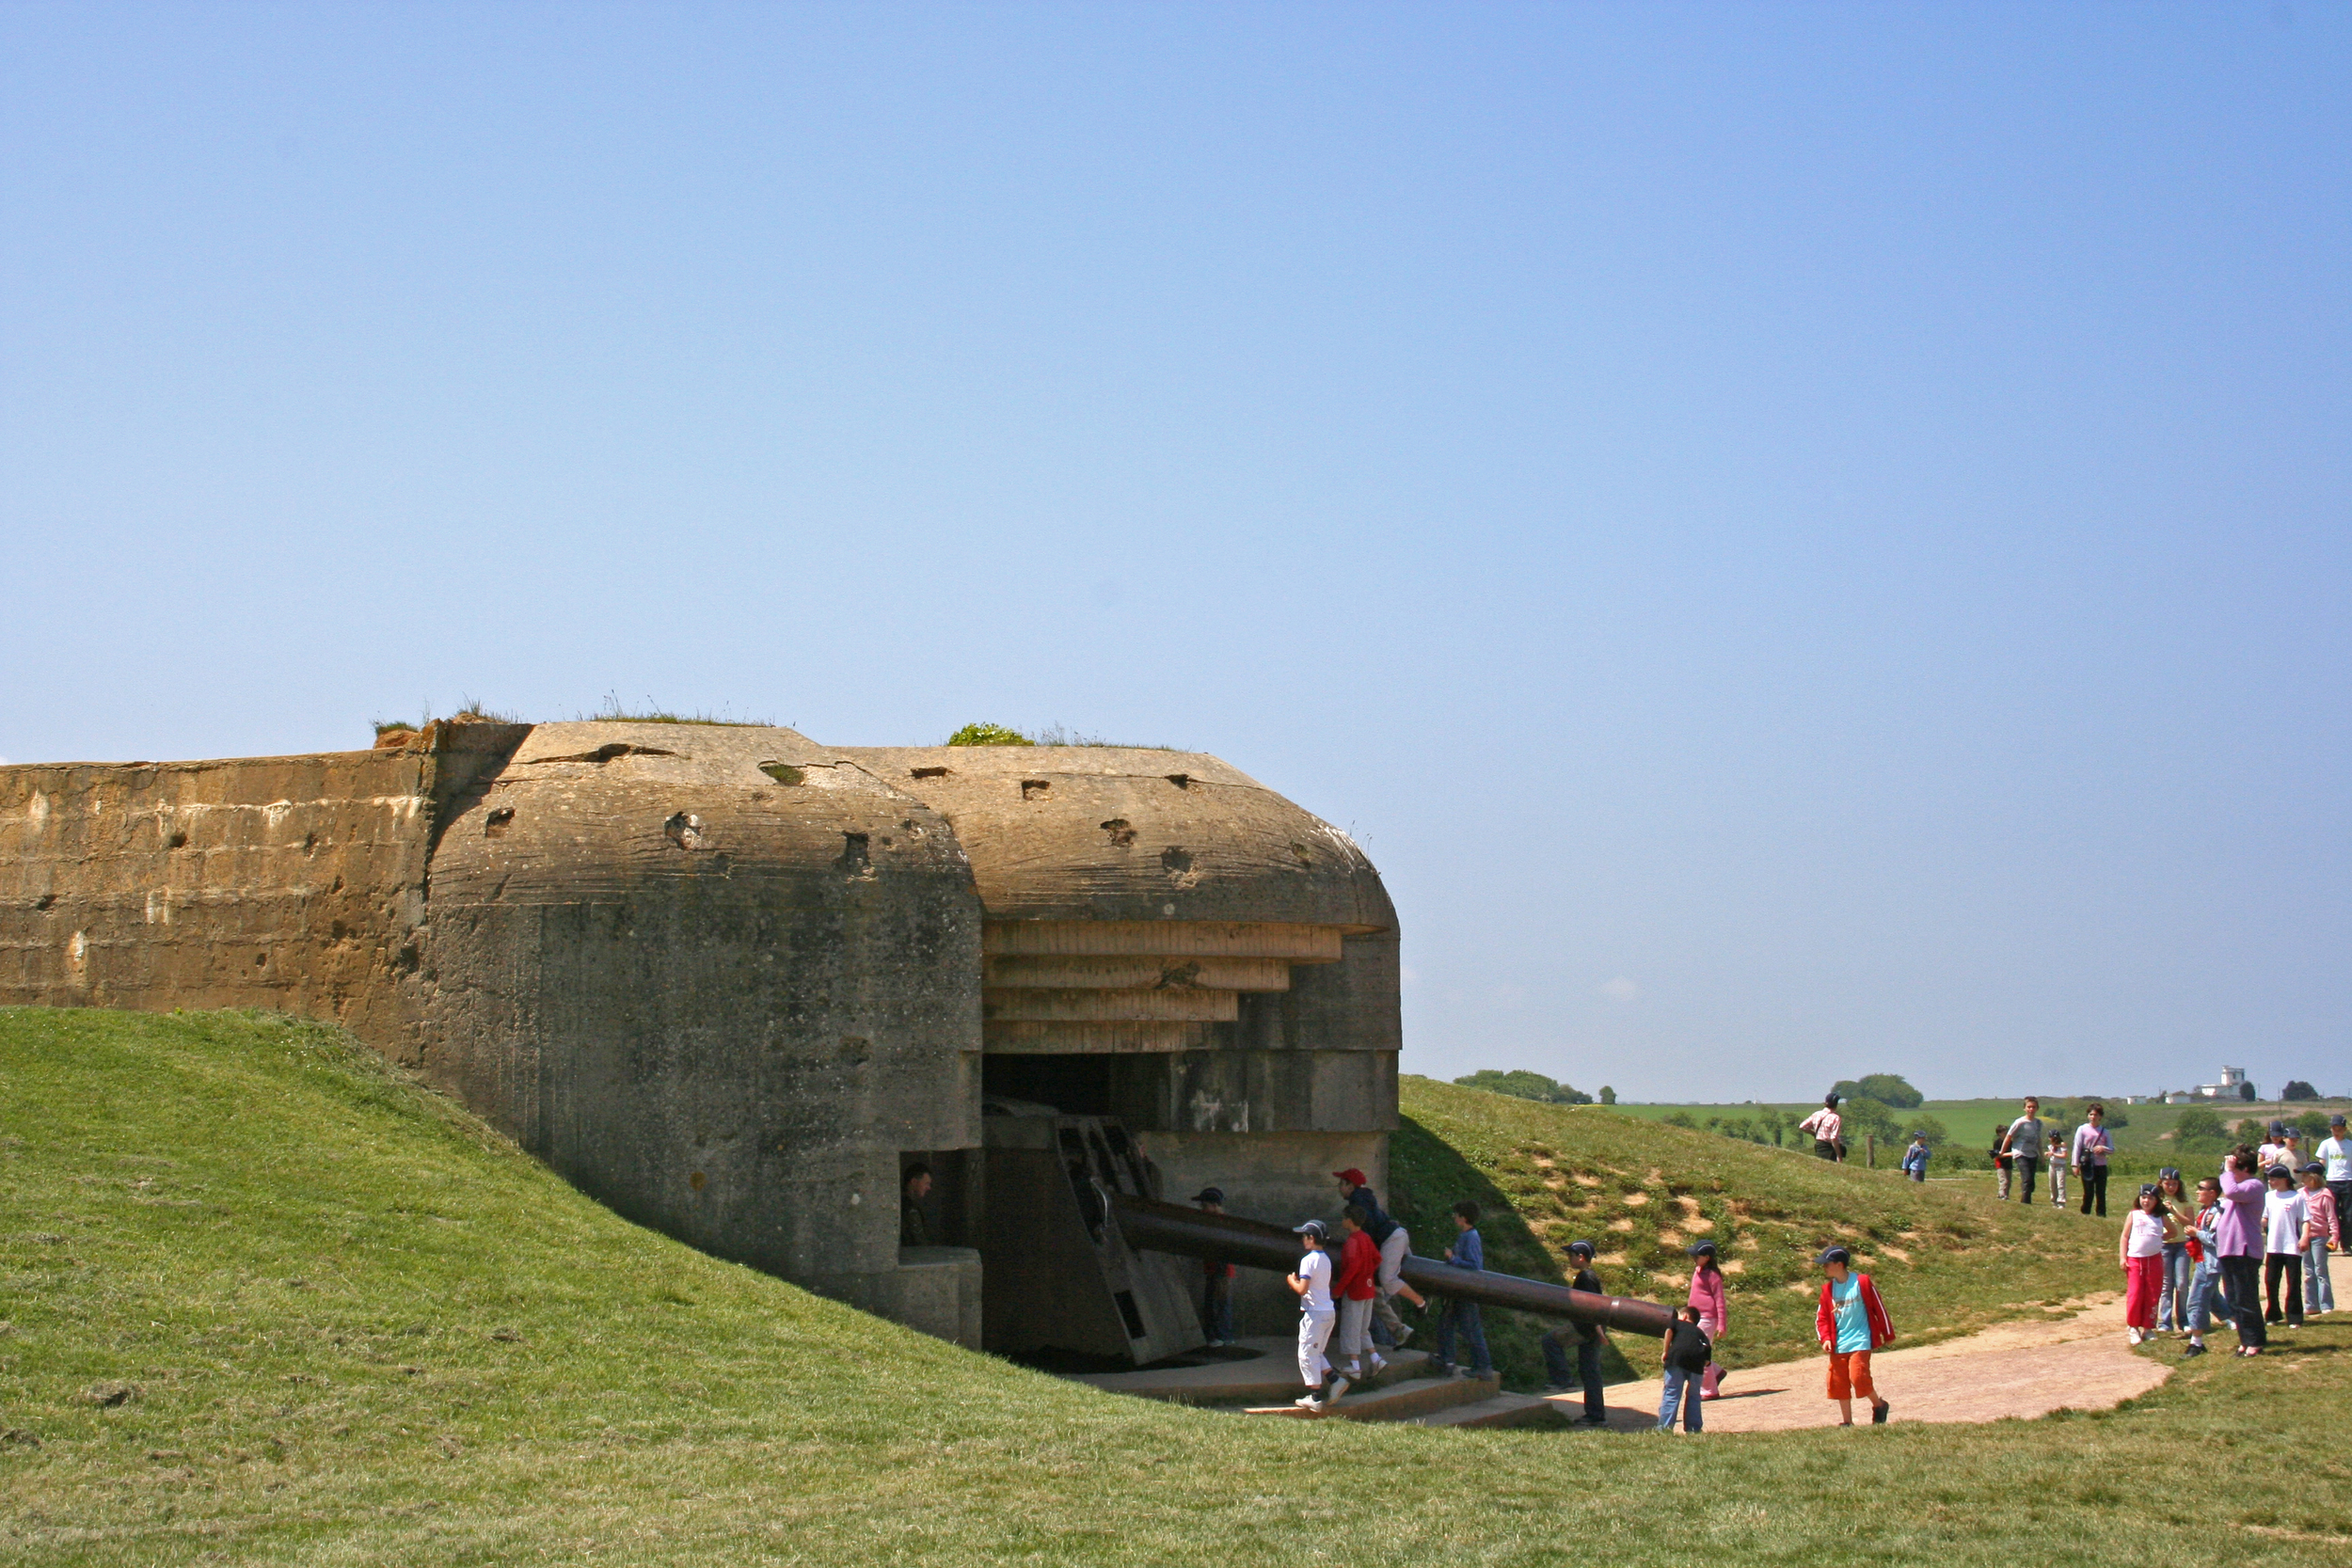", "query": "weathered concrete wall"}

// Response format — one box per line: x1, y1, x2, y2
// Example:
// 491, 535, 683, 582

418, 722, 985, 1307
0, 721, 524, 1050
